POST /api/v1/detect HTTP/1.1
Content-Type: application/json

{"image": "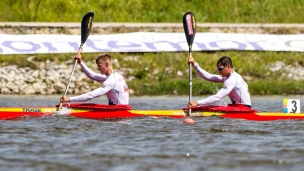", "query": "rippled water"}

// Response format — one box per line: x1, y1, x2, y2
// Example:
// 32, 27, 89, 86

0, 95, 304, 171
